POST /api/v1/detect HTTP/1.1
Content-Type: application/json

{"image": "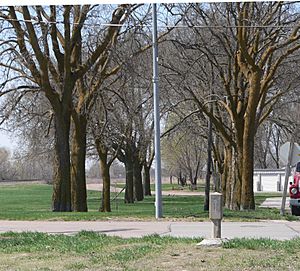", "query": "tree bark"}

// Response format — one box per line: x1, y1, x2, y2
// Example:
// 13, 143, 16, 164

240, 71, 261, 210
241, 136, 255, 210
222, 146, 232, 208
124, 150, 134, 203
70, 116, 88, 212
100, 161, 111, 212
52, 110, 72, 212
241, 112, 258, 209
98, 149, 111, 212
133, 159, 144, 201
191, 160, 200, 190
189, 169, 194, 188
231, 153, 242, 210
143, 164, 151, 196
95, 139, 114, 212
